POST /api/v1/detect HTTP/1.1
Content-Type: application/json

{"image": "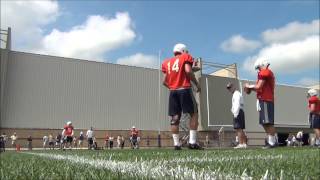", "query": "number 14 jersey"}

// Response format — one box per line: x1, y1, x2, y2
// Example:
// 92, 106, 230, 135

161, 53, 194, 90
